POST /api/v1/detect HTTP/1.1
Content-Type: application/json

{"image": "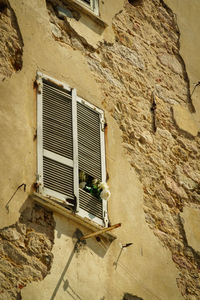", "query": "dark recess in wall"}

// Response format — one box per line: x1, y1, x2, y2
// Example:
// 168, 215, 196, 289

123, 293, 144, 300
